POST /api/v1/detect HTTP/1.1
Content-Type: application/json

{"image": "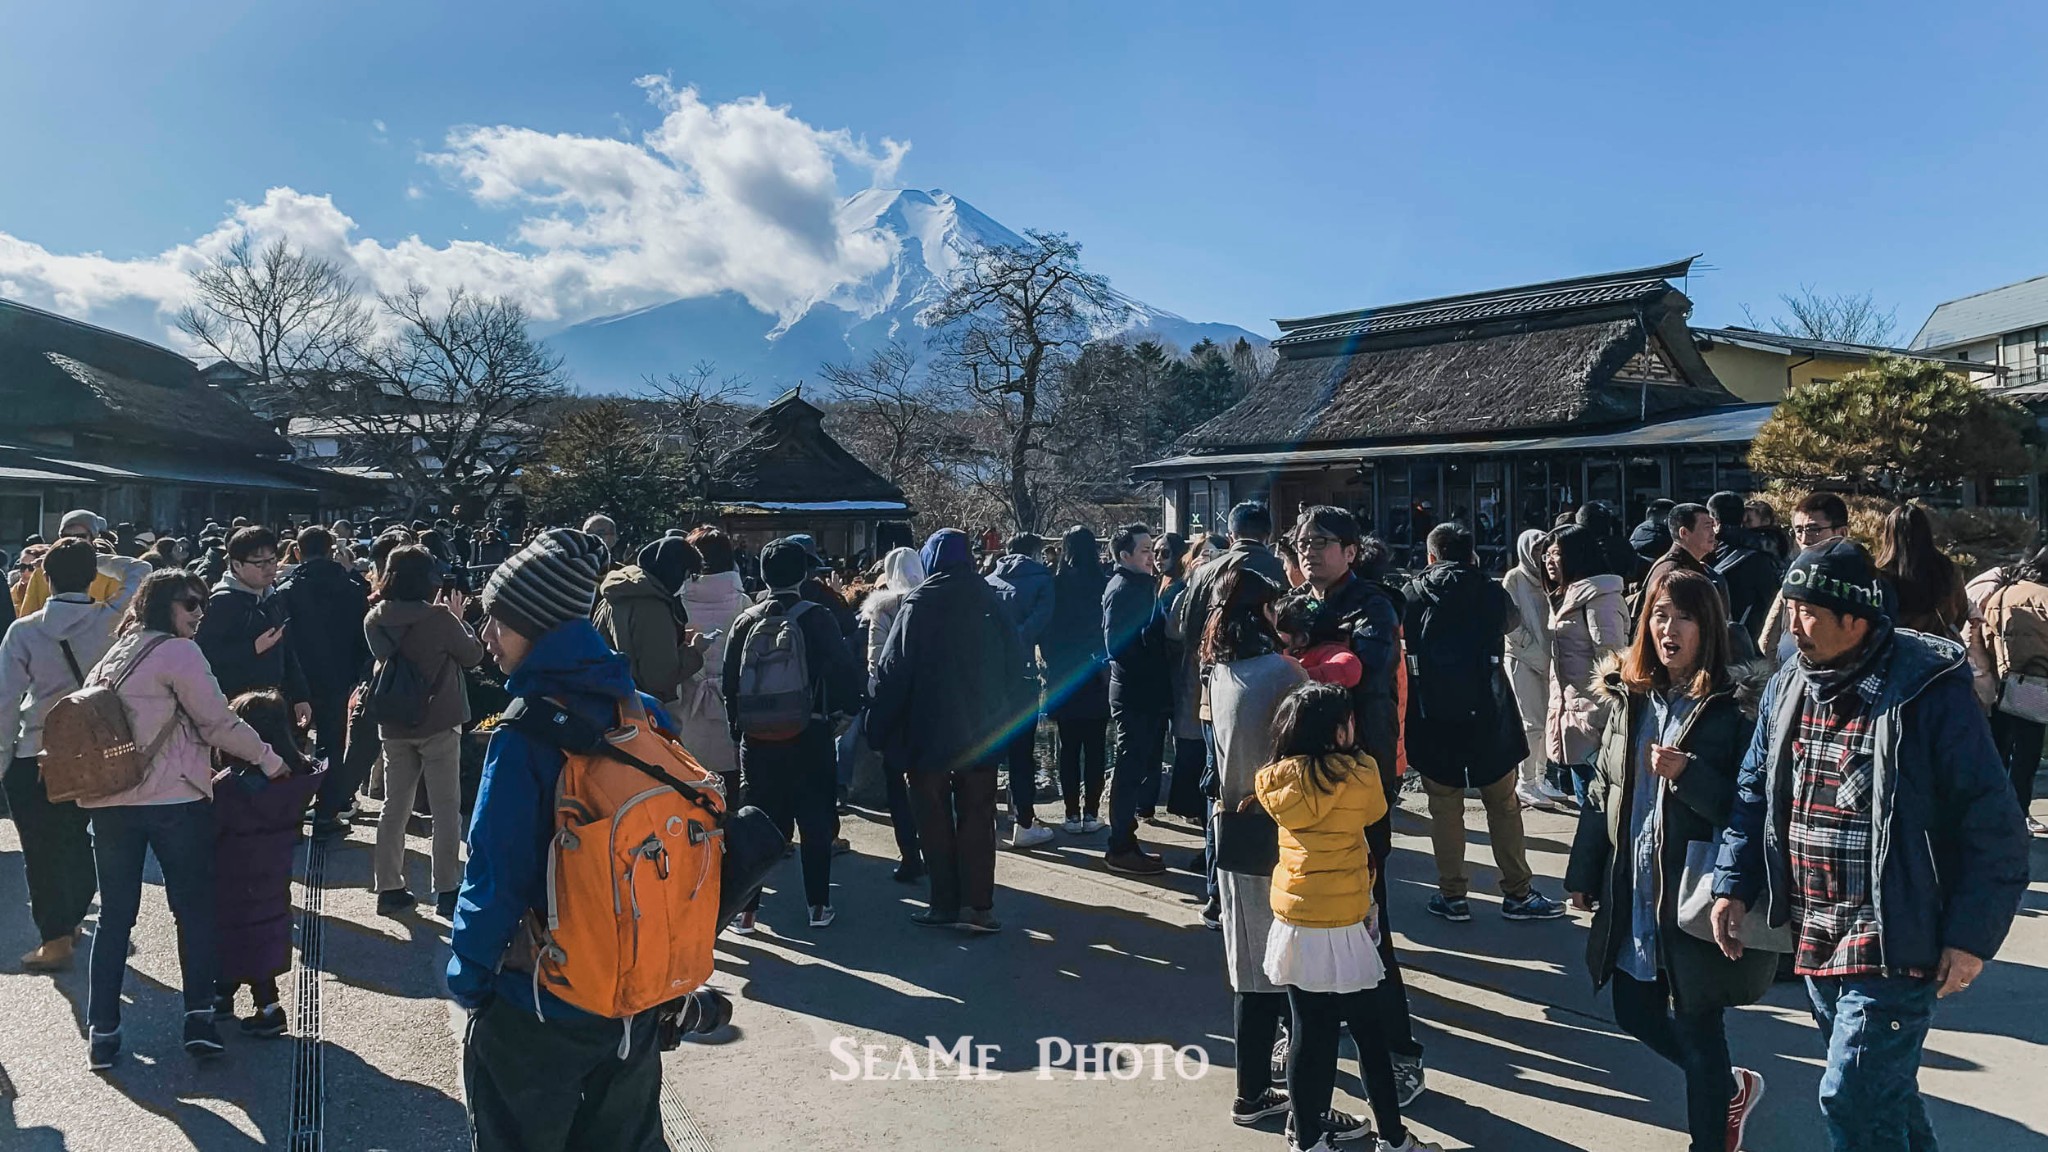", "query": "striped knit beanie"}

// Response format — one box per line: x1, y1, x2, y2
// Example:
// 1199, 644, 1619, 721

480, 528, 606, 638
